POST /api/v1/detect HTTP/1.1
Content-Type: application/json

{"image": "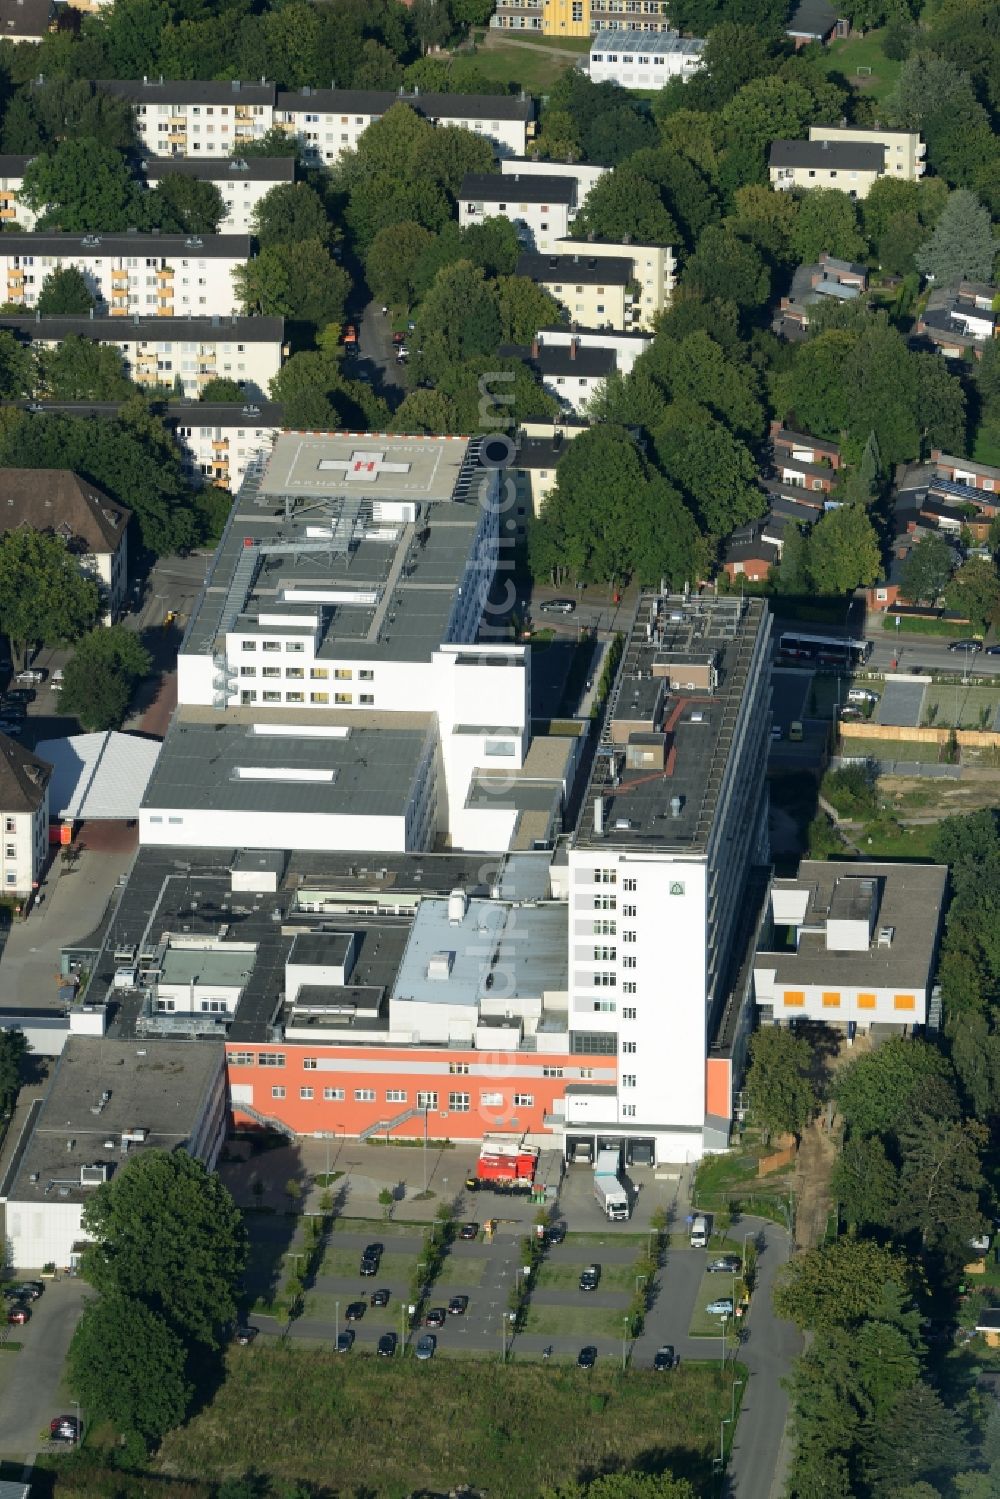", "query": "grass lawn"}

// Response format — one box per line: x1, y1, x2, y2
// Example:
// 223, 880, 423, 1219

564, 1229, 653, 1248
524, 1302, 630, 1339
841, 735, 942, 763
923, 683, 1000, 729
688, 1271, 742, 1341
157, 1347, 728, 1497
815, 28, 902, 103
303, 1292, 398, 1328
434, 1258, 489, 1288
534, 1260, 637, 1293
853, 818, 940, 860
329, 1216, 424, 1239
462, 38, 582, 92
318, 1246, 416, 1281
973, 420, 1000, 468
